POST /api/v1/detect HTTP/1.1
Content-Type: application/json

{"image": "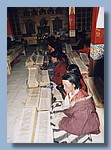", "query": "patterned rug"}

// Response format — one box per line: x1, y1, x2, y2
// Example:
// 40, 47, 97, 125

50, 98, 93, 143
